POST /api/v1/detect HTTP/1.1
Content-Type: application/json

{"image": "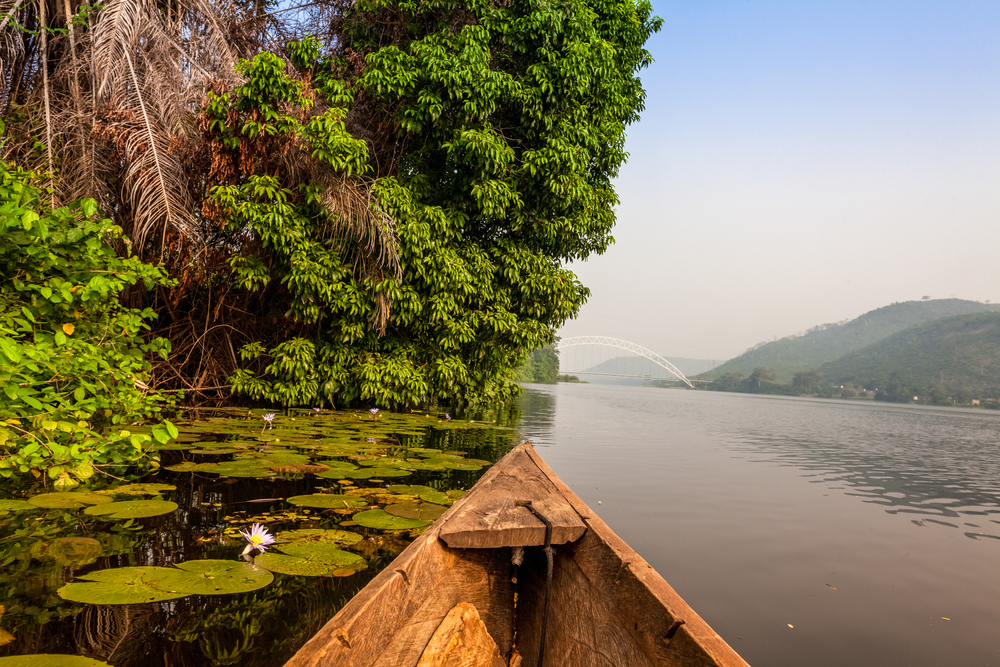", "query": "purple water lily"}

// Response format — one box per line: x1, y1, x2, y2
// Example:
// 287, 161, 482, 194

369, 407, 380, 421
239, 522, 275, 556
445, 414, 451, 421
260, 413, 276, 434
